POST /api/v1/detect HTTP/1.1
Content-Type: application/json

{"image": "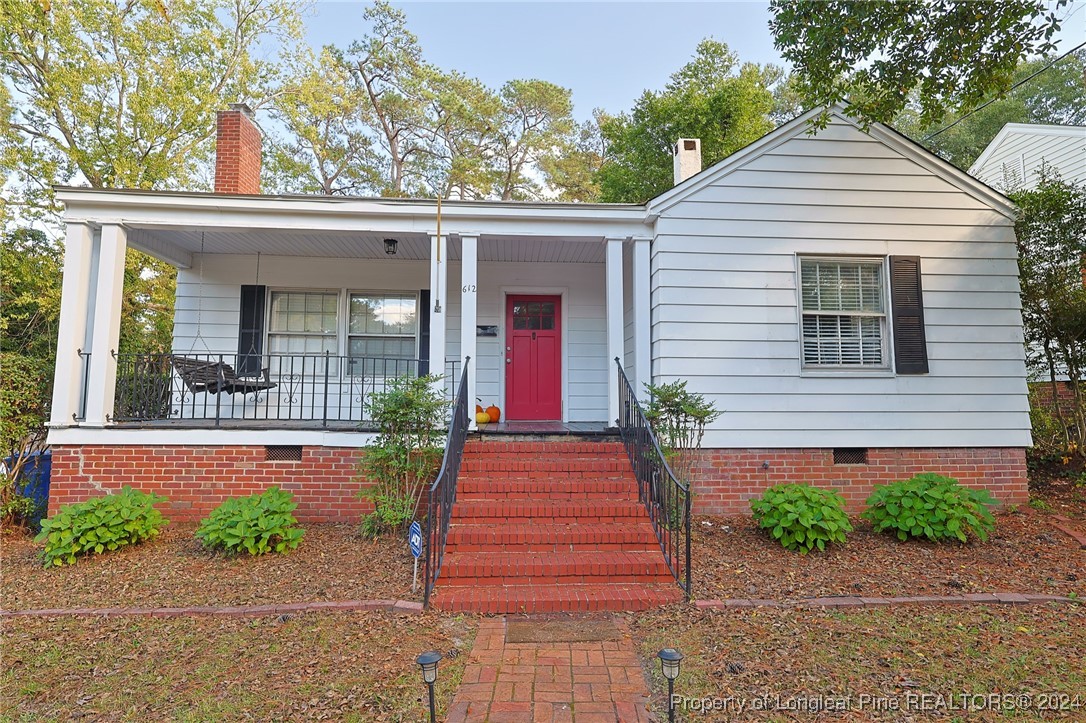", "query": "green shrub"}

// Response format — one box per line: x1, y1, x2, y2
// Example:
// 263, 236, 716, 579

195, 487, 304, 555
863, 473, 998, 543
356, 374, 446, 538
749, 483, 852, 554
35, 487, 168, 566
